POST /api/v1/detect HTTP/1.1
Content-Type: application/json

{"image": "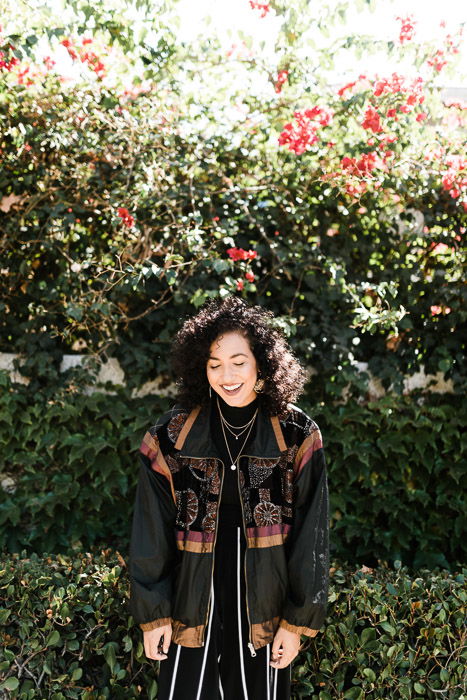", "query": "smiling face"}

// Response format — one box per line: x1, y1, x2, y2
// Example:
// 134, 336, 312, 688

206, 330, 259, 406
